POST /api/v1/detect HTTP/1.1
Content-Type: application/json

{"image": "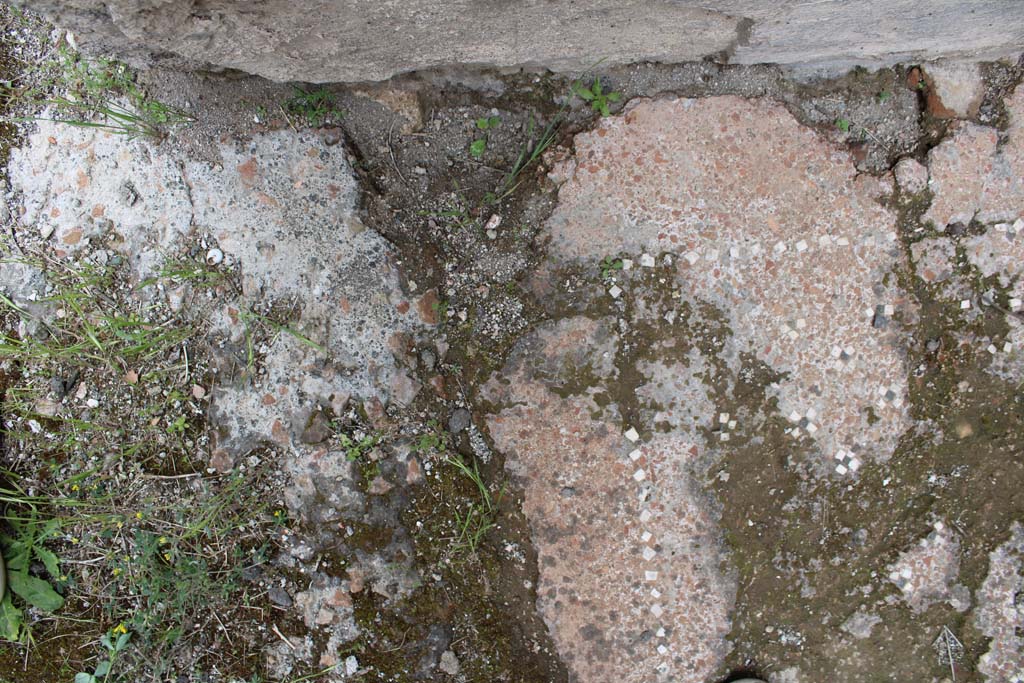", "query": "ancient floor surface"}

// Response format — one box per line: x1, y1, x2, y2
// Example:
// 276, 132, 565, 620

486, 91, 1024, 682
3, 61, 1024, 683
